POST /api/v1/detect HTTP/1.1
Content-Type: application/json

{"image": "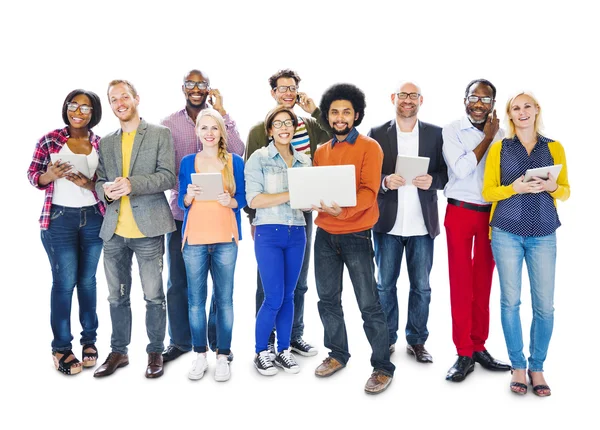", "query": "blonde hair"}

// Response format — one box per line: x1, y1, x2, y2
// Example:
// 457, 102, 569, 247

505, 91, 544, 138
196, 108, 235, 194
